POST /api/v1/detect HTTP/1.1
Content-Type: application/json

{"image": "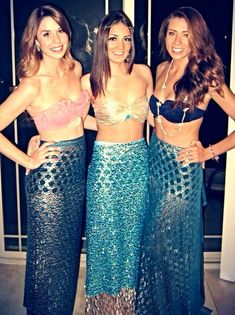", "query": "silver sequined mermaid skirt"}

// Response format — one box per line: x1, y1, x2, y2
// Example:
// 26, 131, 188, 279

86, 138, 149, 314
136, 134, 206, 315
24, 136, 86, 315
